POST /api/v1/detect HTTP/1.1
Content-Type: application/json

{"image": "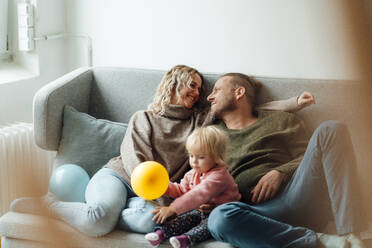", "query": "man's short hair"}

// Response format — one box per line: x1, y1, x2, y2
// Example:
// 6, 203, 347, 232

221, 73, 262, 106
